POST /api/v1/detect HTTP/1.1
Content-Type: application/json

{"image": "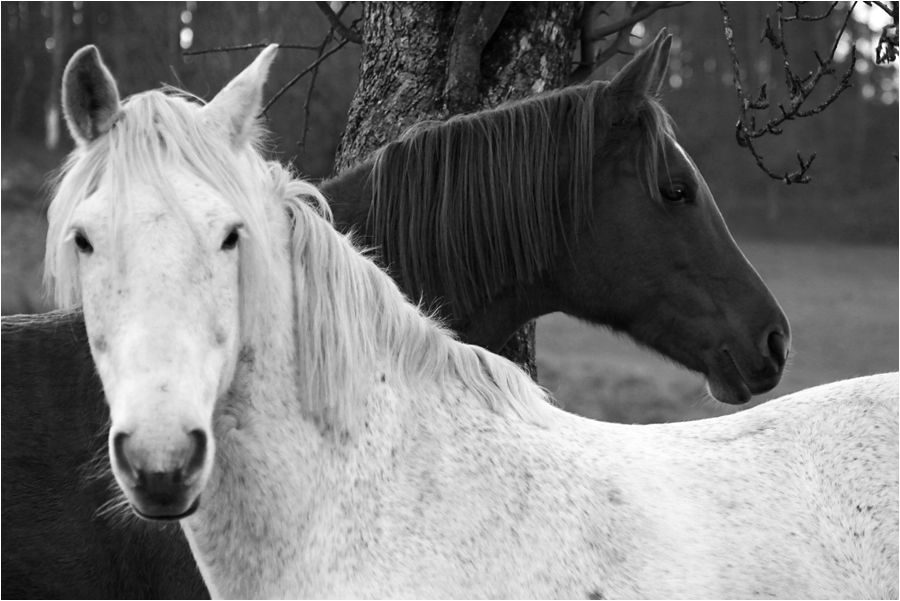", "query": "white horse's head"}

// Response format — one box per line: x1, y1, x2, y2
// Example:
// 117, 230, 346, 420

48, 45, 281, 519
